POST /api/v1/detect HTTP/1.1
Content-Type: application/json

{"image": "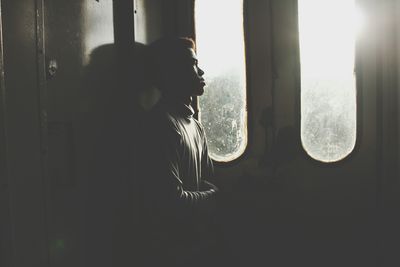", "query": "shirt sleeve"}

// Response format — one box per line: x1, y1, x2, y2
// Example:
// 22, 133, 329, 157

197, 121, 214, 182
